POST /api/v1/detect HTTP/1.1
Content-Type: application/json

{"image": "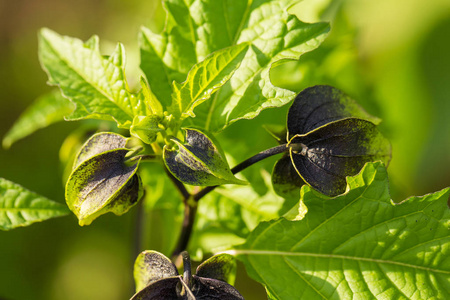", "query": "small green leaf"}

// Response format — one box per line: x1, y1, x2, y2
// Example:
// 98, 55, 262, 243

2, 90, 74, 149
163, 128, 246, 186
73, 132, 128, 169
134, 250, 178, 293
130, 115, 163, 145
169, 43, 250, 120
66, 148, 142, 226
39, 28, 151, 128
235, 162, 450, 300
139, 77, 164, 116
0, 178, 69, 230
196, 254, 237, 286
